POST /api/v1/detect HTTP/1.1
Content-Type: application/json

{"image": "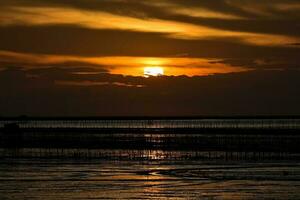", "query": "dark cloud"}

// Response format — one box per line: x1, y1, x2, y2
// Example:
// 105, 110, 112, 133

1, 25, 300, 71
0, 25, 298, 58
2, 0, 300, 38
25, 67, 142, 84
0, 60, 109, 72
210, 58, 300, 70
0, 1, 300, 116
0, 68, 300, 116
175, 18, 300, 37
5, 0, 300, 19
3, 0, 300, 37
